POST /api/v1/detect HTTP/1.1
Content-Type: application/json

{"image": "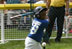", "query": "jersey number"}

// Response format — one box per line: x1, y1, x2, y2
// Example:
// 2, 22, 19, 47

30, 24, 40, 34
